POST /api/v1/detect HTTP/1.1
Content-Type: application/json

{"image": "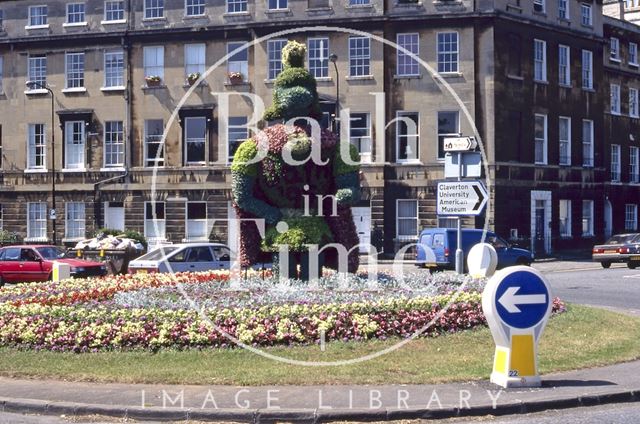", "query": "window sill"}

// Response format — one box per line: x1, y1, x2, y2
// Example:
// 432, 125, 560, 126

532, 10, 547, 16
559, 83, 572, 88
581, 23, 593, 29
396, 160, 422, 165
582, 87, 595, 92
99, 167, 126, 172
346, 75, 375, 81
25, 24, 50, 30
611, 111, 622, 116
534, 162, 548, 166
62, 87, 87, 94
314, 77, 333, 82
63, 22, 88, 28
394, 74, 422, 79
25, 237, 49, 243
62, 168, 87, 173
630, 62, 639, 68
142, 17, 167, 24
181, 238, 209, 243
345, 3, 374, 9
306, 7, 334, 13
534, 79, 549, 85
101, 19, 127, 25
101, 86, 126, 92
439, 72, 462, 78
183, 80, 209, 88
581, 234, 594, 238
24, 169, 48, 174
506, 74, 524, 81
62, 238, 84, 243
559, 162, 571, 166
24, 89, 49, 95
394, 1, 424, 8
265, 8, 292, 14
142, 84, 167, 90
223, 11, 251, 17
224, 81, 251, 88
610, 57, 622, 63
183, 14, 208, 19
